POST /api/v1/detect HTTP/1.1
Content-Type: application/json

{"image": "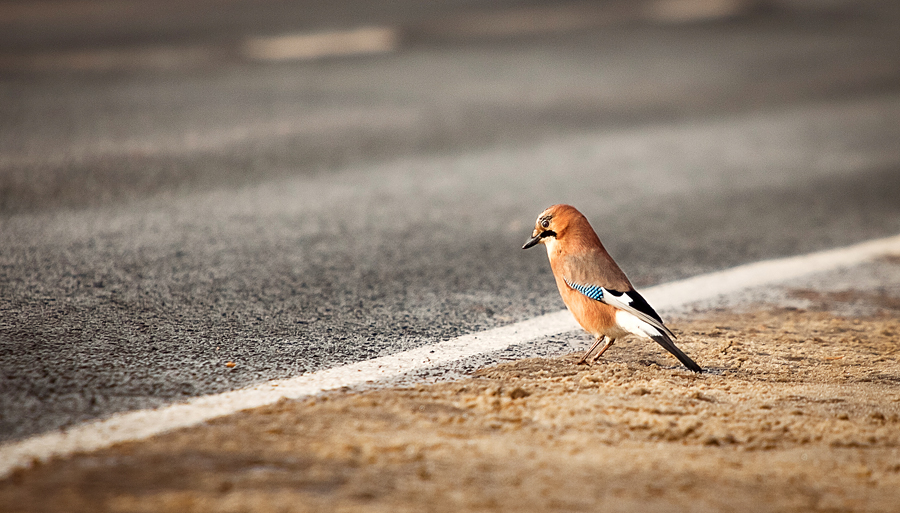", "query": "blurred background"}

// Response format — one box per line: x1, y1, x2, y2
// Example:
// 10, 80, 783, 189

2, 0, 899, 212
1, 0, 900, 442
